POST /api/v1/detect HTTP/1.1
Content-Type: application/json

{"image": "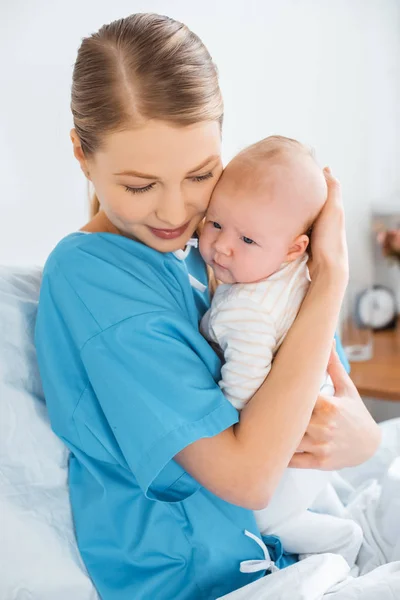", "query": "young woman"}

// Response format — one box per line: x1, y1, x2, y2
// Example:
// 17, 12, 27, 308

35, 13, 380, 600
